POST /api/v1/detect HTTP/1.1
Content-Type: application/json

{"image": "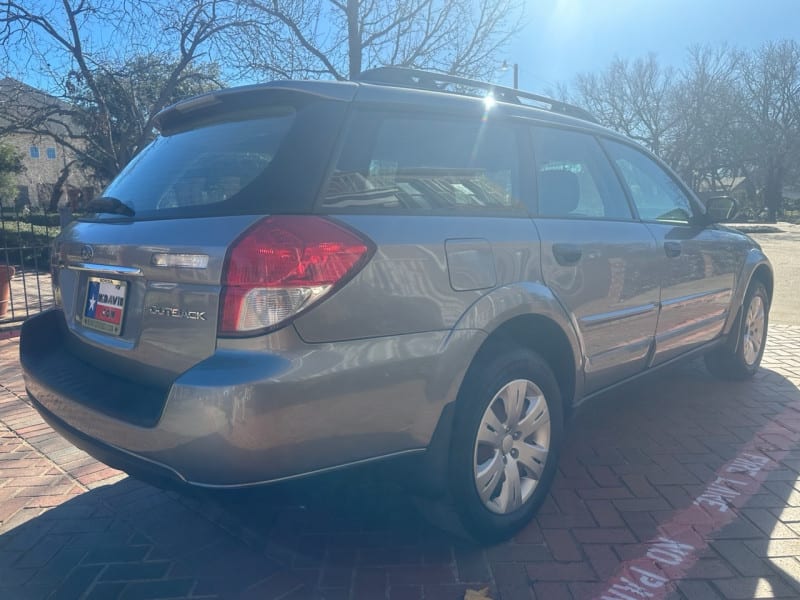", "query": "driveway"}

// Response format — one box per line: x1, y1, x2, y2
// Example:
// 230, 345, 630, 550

2, 324, 800, 599
744, 221, 800, 326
